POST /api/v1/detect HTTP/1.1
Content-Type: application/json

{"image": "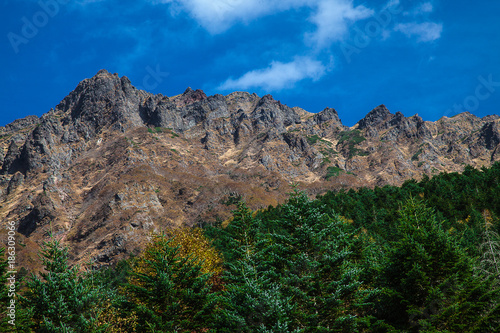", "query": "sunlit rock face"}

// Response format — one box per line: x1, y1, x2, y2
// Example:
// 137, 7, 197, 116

1, 69, 499, 270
